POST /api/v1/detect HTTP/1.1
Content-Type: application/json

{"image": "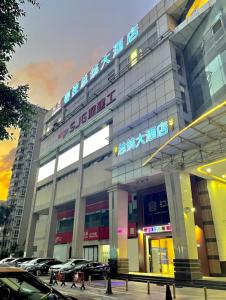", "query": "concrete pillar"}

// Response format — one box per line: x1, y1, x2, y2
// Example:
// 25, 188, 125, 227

108, 185, 128, 274
71, 135, 85, 258
207, 180, 226, 274
24, 213, 38, 256
43, 154, 59, 257
165, 172, 201, 280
